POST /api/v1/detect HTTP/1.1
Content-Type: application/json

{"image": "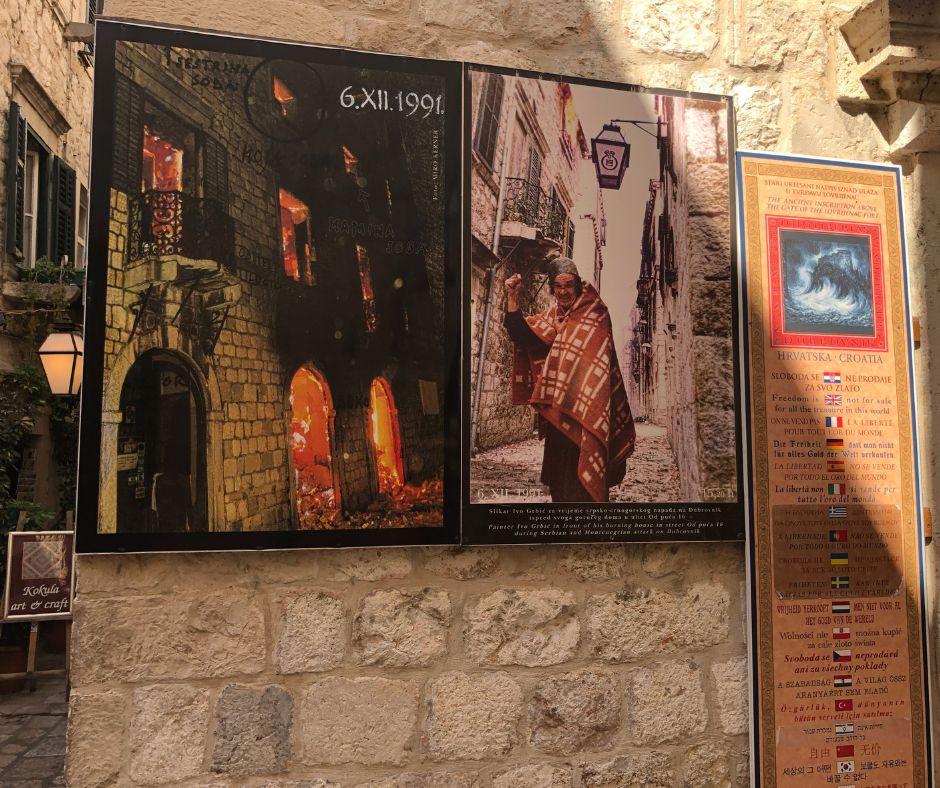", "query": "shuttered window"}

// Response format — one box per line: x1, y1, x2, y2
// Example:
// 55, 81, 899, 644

51, 157, 77, 265
5, 103, 27, 257
473, 74, 504, 170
